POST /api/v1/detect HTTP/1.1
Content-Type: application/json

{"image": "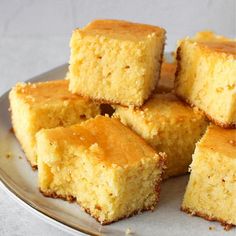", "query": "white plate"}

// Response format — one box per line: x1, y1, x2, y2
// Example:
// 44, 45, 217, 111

0, 64, 235, 236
